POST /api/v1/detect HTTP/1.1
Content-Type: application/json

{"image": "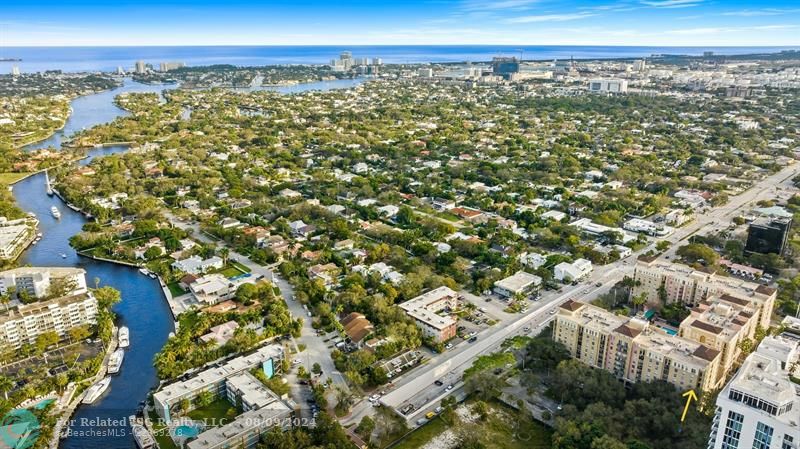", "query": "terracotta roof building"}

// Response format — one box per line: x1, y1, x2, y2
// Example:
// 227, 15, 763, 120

340, 312, 374, 345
